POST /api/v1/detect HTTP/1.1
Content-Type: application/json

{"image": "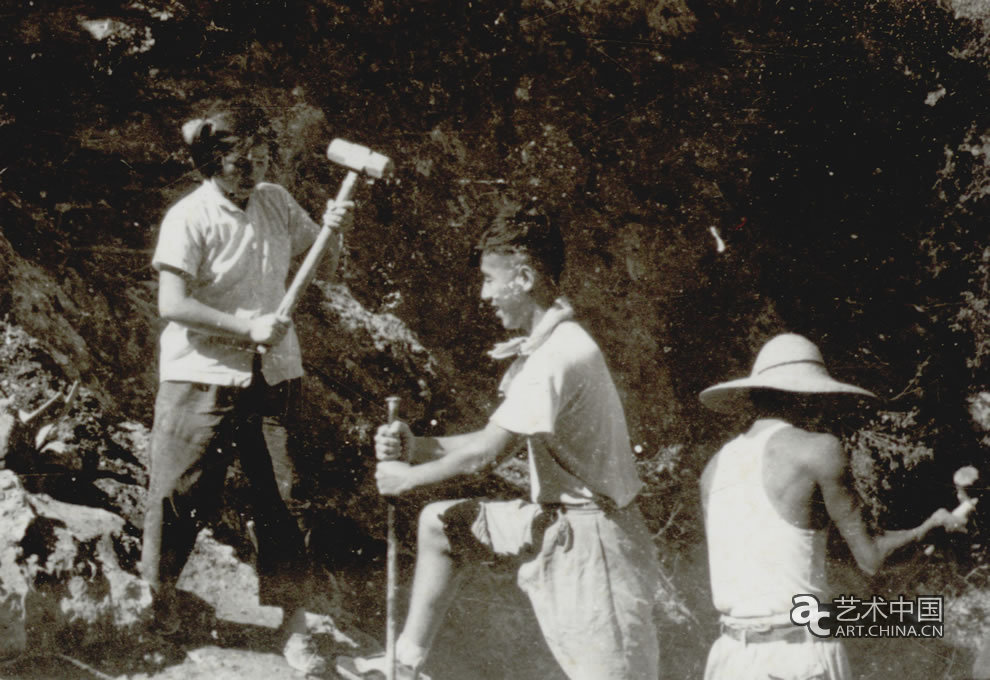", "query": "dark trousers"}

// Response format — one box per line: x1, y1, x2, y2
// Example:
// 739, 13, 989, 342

140, 367, 309, 611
